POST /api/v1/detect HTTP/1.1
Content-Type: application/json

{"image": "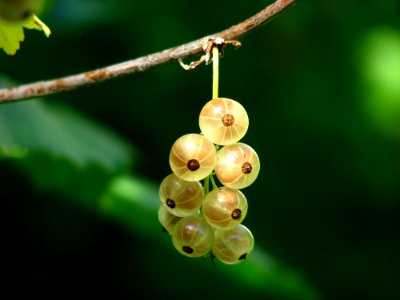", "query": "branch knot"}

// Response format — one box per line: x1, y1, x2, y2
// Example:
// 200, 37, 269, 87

178, 37, 241, 71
